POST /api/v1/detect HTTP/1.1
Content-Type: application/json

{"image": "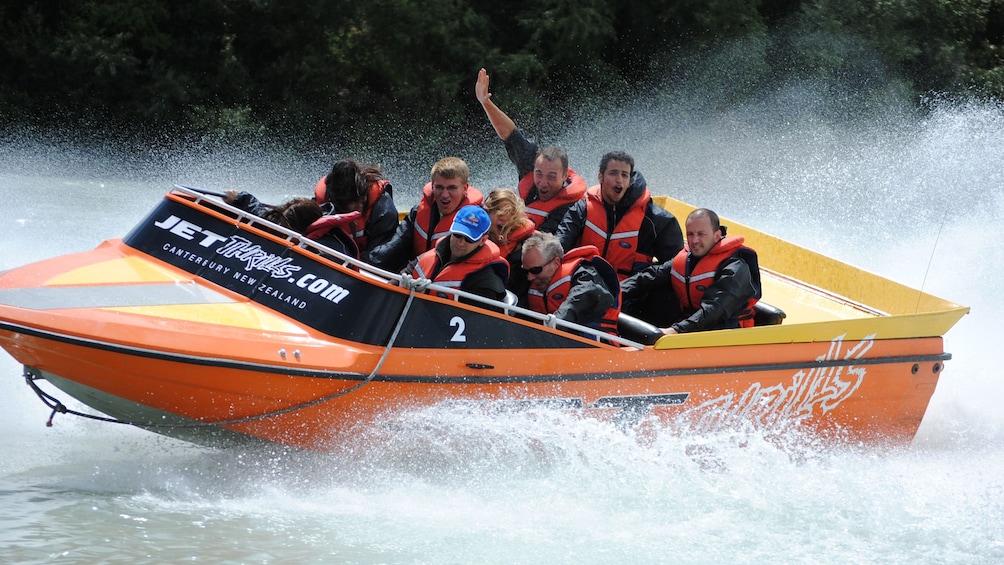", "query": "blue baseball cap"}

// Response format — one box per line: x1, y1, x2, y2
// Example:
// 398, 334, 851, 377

450, 205, 491, 242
